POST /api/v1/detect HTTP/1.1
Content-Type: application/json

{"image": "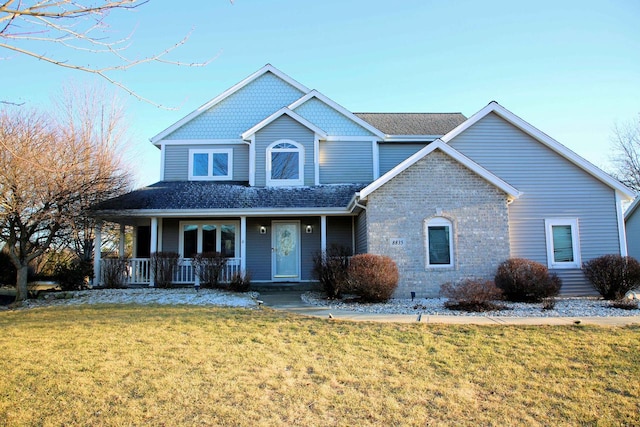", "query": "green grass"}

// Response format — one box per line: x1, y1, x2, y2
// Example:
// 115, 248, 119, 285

1, 305, 639, 426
